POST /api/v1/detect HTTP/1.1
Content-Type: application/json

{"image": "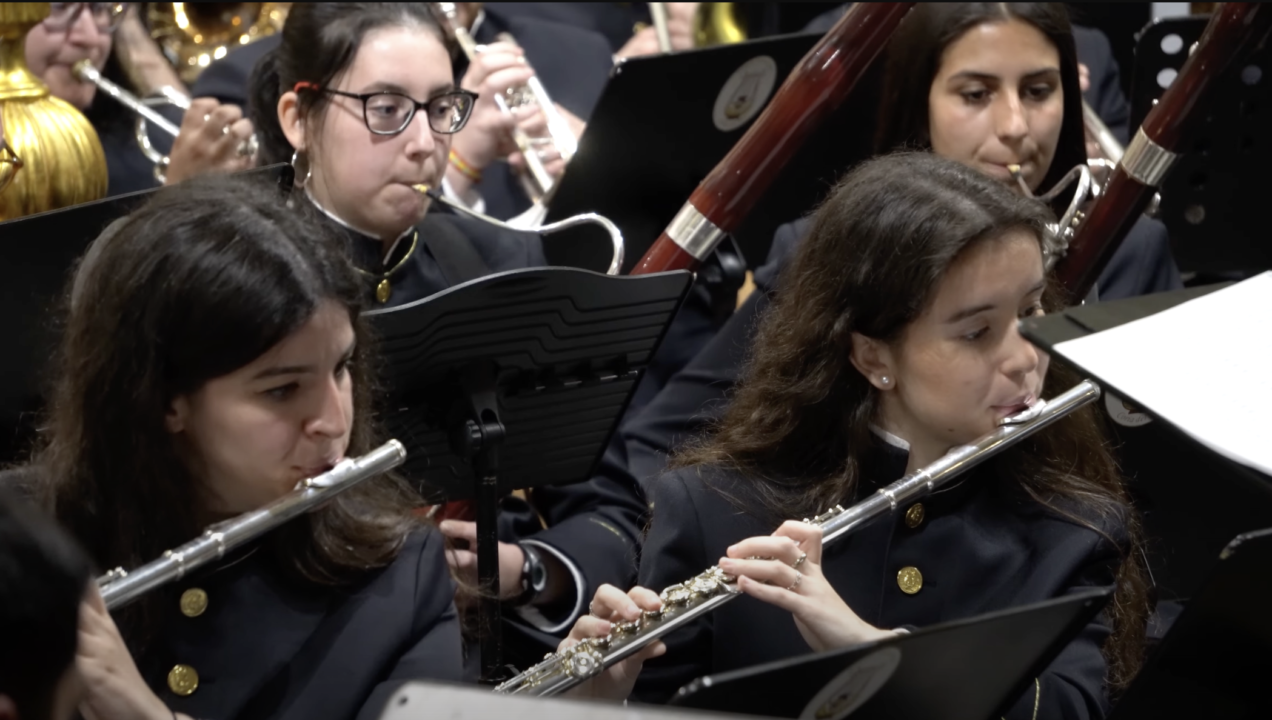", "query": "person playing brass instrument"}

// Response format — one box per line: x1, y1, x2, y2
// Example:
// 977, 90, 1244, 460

249, 3, 546, 307
14, 174, 463, 720
248, 3, 660, 672
567, 153, 1151, 719
21, 2, 248, 194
